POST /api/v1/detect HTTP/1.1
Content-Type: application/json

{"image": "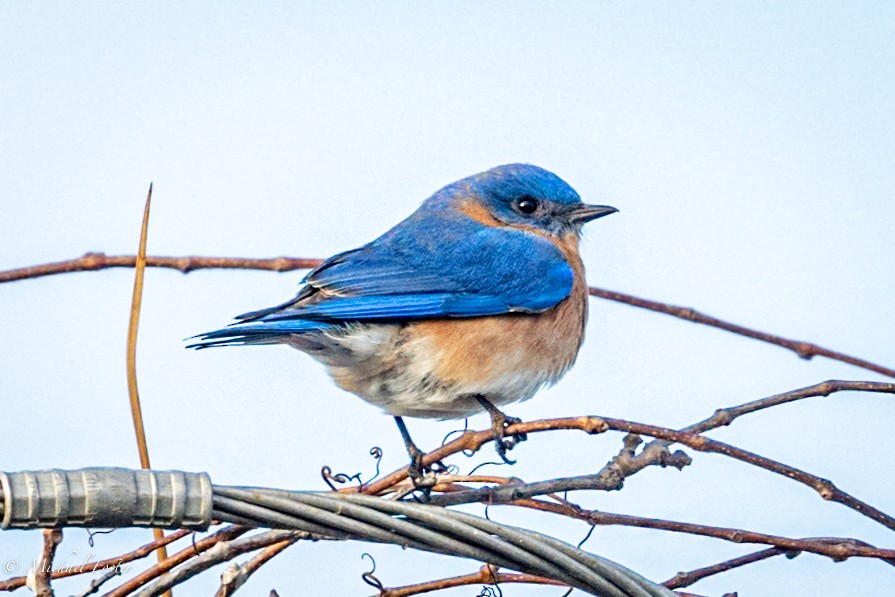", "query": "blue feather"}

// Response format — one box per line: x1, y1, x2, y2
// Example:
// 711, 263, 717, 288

191, 164, 586, 349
